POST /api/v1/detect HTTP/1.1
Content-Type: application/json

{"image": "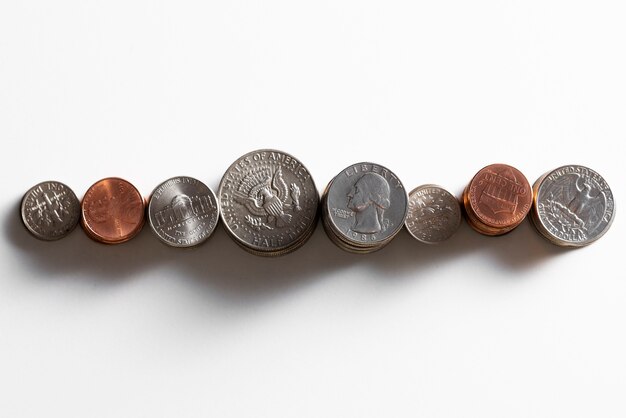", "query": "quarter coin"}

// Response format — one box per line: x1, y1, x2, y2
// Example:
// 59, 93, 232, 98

531, 165, 615, 247
323, 162, 408, 252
